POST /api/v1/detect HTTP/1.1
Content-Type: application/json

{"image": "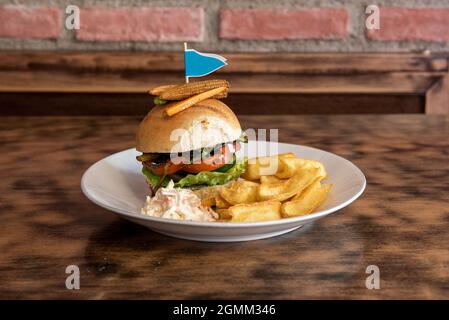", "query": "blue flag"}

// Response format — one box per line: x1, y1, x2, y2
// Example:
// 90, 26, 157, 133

184, 49, 227, 80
